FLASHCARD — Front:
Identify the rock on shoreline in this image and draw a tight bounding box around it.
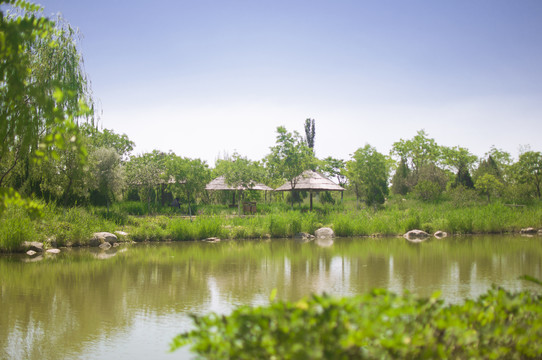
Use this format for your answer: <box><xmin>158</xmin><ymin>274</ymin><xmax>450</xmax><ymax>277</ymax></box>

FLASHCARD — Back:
<box><xmin>403</xmin><ymin>229</ymin><xmax>430</xmax><ymax>241</ymax></box>
<box><xmin>315</xmin><ymin>227</ymin><xmax>335</xmax><ymax>238</ymax></box>
<box><xmin>520</xmin><ymin>227</ymin><xmax>538</xmax><ymax>235</ymax></box>
<box><xmin>90</xmin><ymin>232</ymin><xmax>118</xmax><ymax>247</ymax></box>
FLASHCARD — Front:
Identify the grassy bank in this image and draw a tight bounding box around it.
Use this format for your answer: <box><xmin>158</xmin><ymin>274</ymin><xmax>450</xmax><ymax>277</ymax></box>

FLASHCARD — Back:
<box><xmin>2</xmin><ymin>198</ymin><xmax>542</xmax><ymax>252</ymax></box>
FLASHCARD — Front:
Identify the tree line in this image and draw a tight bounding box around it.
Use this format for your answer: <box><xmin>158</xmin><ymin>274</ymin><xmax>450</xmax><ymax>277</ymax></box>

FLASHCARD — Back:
<box><xmin>2</xmin><ymin>1</ymin><xmax>541</xmax><ymax>216</ymax></box>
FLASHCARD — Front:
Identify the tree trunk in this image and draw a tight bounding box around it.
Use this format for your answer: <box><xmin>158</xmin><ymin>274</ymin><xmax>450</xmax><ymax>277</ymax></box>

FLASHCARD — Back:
<box><xmin>186</xmin><ymin>190</ymin><xmax>193</xmax><ymax>222</ymax></box>
<box><xmin>63</xmin><ymin>176</ymin><xmax>74</xmax><ymax>206</ymax></box>
<box><xmin>238</xmin><ymin>190</ymin><xmax>242</xmax><ymax>216</ymax></box>
<box><xmin>147</xmin><ymin>187</ymin><xmax>151</xmax><ymax>214</ymax></box>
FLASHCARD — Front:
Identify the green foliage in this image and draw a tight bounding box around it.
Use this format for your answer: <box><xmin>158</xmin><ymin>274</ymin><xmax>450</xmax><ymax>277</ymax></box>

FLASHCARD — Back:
<box><xmin>319</xmin><ymin>156</ymin><xmax>347</xmax><ymax>195</ymax></box>
<box><xmin>0</xmin><ymin>187</ymin><xmax>43</xmax><ymax>217</ymax></box>
<box><xmin>129</xmin><ymin>218</ymin><xmax>168</xmax><ymax>242</ymax></box>
<box><xmin>112</xmin><ymin>200</ymin><xmax>150</xmax><ymax>215</ymax></box>
<box><xmin>511</xmin><ymin>151</ymin><xmax>542</xmax><ymax>199</ymax></box>
<box><xmin>414</xmin><ymin>180</ymin><xmax>443</xmax><ymax>202</ymax></box>
<box><xmin>80</xmin><ymin>124</ymin><xmax>134</xmax><ymax>161</ymax></box>
<box><xmin>447</xmin><ymin>185</ymin><xmax>478</xmax><ymax>207</ymax></box>
<box><xmin>391</xmin><ymin>157</ymin><xmax>410</xmax><ymax>195</ymax></box>
<box><xmin>391</xmin><ymin>129</ymin><xmax>441</xmax><ymax>174</ymax></box>
<box><xmin>172</xmin><ymin>286</ymin><xmax>542</xmax><ymax>359</ymax></box>
<box><xmin>166</xmin><ymin>154</ymin><xmax>210</xmax><ymax>217</ymax></box>
<box><xmin>266</xmin><ymin>126</ymin><xmax>315</xmax><ymax>198</ymax></box>
<box><xmin>47</xmin><ymin>206</ymin><xmax>115</xmax><ymax>245</ymax></box>
<box><xmin>318</xmin><ymin>191</ymin><xmax>335</xmax><ymax>205</ymax></box>
<box><xmin>475</xmin><ymin>154</ymin><xmax>504</xmax><ymax>182</ymax></box>
<box><xmin>214</xmin><ymin>152</ymin><xmax>264</xmax><ymax>214</ymax></box>
<box><xmin>475</xmin><ymin>173</ymin><xmax>504</xmax><ymax>203</ymax></box>
<box><xmin>1</xmin><ymin>2</ymin><xmax>93</xmax><ymax>213</ymax></box>
<box><xmin>0</xmin><ymin>204</ymin><xmax>39</xmax><ymax>252</ymax></box>
<box><xmin>347</xmin><ymin>144</ymin><xmax>390</xmax><ymax>206</ymax></box>
<box><xmin>412</xmin><ymin>164</ymin><xmax>450</xmax><ymax>202</ymax></box>
<box><xmin>88</xmin><ymin>147</ymin><xmax>124</xmax><ymax>207</ymax></box>
<box><xmin>124</xmin><ymin>150</ymin><xmax>169</xmax><ymax>211</ymax></box>
<box><xmin>441</xmin><ymin>146</ymin><xmax>477</xmax><ymax>189</ymax></box>
<box><xmin>304</xmin><ymin>118</ymin><xmax>315</xmax><ymax>150</ymax></box>
<box><xmin>168</xmin><ymin>217</ymin><xmax>225</xmax><ymax>241</ymax></box>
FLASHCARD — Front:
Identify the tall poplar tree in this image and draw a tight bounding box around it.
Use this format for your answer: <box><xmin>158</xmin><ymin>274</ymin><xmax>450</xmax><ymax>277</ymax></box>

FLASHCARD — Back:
<box><xmin>304</xmin><ymin>118</ymin><xmax>315</xmax><ymax>151</ymax></box>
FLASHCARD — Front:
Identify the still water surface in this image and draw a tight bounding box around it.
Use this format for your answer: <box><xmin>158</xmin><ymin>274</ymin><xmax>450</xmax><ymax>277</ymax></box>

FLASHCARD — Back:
<box><xmin>1</xmin><ymin>235</ymin><xmax>542</xmax><ymax>359</ymax></box>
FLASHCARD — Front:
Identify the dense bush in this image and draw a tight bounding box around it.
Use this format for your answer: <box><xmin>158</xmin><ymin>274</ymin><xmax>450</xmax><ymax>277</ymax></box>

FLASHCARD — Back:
<box><xmin>172</xmin><ymin>285</ymin><xmax>542</xmax><ymax>359</ymax></box>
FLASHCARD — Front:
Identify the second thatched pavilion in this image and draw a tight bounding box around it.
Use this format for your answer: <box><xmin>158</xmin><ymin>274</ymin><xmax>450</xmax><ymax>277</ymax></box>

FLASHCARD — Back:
<box><xmin>275</xmin><ymin>170</ymin><xmax>345</xmax><ymax>211</ymax></box>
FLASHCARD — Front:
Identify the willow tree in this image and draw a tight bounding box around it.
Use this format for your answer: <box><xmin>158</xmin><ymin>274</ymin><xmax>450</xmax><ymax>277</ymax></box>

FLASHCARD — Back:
<box><xmin>0</xmin><ymin>1</ymin><xmax>93</xmax><ymax>214</ymax></box>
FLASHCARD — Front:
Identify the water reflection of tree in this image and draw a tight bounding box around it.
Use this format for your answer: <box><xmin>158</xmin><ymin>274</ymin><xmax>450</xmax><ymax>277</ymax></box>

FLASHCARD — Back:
<box><xmin>1</xmin><ymin>236</ymin><xmax>542</xmax><ymax>359</ymax></box>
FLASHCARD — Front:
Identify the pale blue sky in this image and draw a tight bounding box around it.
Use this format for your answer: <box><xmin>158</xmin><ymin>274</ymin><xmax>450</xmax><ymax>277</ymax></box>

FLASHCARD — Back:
<box><xmin>35</xmin><ymin>0</ymin><xmax>542</xmax><ymax>165</ymax></box>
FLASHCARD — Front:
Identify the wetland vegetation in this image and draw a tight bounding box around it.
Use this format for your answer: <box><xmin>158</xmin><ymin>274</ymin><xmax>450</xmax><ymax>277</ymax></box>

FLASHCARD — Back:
<box><xmin>2</xmin><ymin>2</ymin><xmax>542</xmax><ymax>359</ymax></box>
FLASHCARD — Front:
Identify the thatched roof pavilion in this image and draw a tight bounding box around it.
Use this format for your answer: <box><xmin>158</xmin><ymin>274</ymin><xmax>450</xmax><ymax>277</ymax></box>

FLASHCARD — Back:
<box><xmin>206</xmin><ymin>176</ymin><xmax>273</xmax><ymax>206</ymax></box>
<box><xmin>205</xmin><ymin>176</ymin><xmax>273</xmax><ymax>191</ymax></box>
<box><xmin>205</xmin><ymin>176</ymin><xmax>242</xmax><ymax>191</ymax></box>
<box><xmin>275</xmin><ymin>170</ymin><xmax>344</xmax><ymax>211</ymax></box>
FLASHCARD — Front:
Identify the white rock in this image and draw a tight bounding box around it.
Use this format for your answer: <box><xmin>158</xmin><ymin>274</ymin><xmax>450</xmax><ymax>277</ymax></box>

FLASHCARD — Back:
<box><xmin>91</xmin><ymin>232</ymin><xmax>118</xmax><ymax>246</ymax></box>
<box><xmin>315</xmin><ymin>227</ymin><xmax>334</xmax><ymax>238</ymax></box>
<box><xmin>404</xmin><ymin>229</ymin><xmax>430</xmax><ymax>241</ymax></box>
<box><xmin>520</xmin><ymin>227</ymin><xmax>537</xmax><ymax>235</ymax></box>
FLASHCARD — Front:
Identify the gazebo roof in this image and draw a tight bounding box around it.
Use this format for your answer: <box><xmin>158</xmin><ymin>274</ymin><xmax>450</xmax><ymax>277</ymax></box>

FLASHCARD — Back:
<box><xmin>205</xmin><ymin>176</ymin><xmax>273</xmax><ymax>191</ymax></box>
<box><xmin>275</xmin><ymin>170</ymin><xmax>345</xmax><ymax>192</ymax></box>
<box><xmin>130</xmin><ymin>176</ymin><xmax>185</xmax><ymax>186</ymax></box>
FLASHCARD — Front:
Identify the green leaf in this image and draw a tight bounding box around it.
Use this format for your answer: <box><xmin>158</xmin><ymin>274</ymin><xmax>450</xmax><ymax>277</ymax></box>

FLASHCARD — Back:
<box><xmin>269</xmin><ymin>288</ymin><xmax>277</xmax><ymax>302</ymax></box>
<box><xmin>53</xmin><ymin>87</ymin><xmax>64</xmax><ymax>102</ymax></box>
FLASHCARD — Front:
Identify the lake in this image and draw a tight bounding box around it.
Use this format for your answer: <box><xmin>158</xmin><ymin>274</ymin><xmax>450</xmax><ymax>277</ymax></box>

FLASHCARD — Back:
<box><xmin>1</xmin><ymin>235</ymin><xmax>541</xmax><ymax>359</ymax></box>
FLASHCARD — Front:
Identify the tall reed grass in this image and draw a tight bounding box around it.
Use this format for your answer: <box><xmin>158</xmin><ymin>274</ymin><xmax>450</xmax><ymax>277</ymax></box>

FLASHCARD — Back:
<box><xmin>2</xmin><ymin>199</ymin><xmax>542</xmax><ymax>252</ymax></box>
<box><xmin>0</xmin><ymin>205</ymin><xmax>38</xmax><ymax>252</ymax></box>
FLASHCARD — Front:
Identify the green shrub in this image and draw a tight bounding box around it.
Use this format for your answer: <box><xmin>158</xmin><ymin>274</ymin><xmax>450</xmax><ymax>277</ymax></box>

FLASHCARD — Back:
<box><xmin>167</xmin><ymin>218</ymin><xmax>194</xmax><ymax>241</ymax></box>
<box><xmin>446</xmin><ymin>211</ymin><xmax>473</xmax><ymax>234</ymax></box>
<box><xmin>403</xmin><ymin>212</ymin><xmax>421</xmax><ymax>231</ymax></box>
<box><xmin>330</xmin><ymin>214</ymin><xmax>349</xmax><ymax>237</ymax></box>
<box><xmin>195</xmin><ymin>217</ymin><xmax>224</xmax><ymax>240</ymax></box>
<box><xmin>288</xmin><ymin>212</ymin><xmax>303</xmax><ymax>235</ymax></box>
<box><xmin>115</xmin><ymin>201</ymin><xmax>147</xmax><ymax>215</ymax></box>
<box><xmin>268</xmin><ymin>214</ymin><xmax>289</xmax><ymax>237</ymax></box>
<box><xmin>130</xmin><ymin>217</ymin><xmax>168</xmax><ymax>241</ymax></box>
<box><xmin>172</xmin><ymin>286</ymin><xmax>542</xmax><ymax>359</ymax></box>
<box><xmin>50</xmin><ymin>207</ymin><xmax>105</xmax><ymax>245</ymax></box>
<box><xmin>0</xmin><ymin>206</ymin><xmax>38</xmax><ymax>252</ymax></box>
